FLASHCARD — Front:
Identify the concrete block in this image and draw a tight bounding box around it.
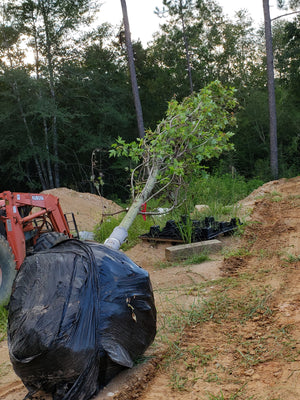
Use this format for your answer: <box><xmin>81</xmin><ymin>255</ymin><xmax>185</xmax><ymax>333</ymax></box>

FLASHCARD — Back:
<box><xmin>165</xmin><ymin>239</ymin><xmax>222</xmax><ymax>262</ymax></box>
<box><xmin>194</xmin><ymin>204</ymin><xmax>210</xmax><ymax>213</ymax></box>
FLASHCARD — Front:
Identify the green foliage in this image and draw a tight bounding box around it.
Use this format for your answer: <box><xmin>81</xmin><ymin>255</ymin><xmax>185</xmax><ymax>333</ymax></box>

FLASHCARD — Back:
<box><xmin>157</xmin><ymin>253</ymin><xmax>211</xmax><ymax>269</ymax></box>
<box><xmin>231</xmin><ymin>16</ymin><xmax>300</xmax><ymax>181</ymax></box>
<box><xmin>281</xmin><ymin>253</ymin><xmax>300</xmax><ymax>263</ymax></box>
<box><xmin>0</xmin><ymin>0</ymin><xmax>299</xmax><ymax>196</ymax></box>
<box><xmin>152</xmin><ymin>0</ymin><xmax>258</xmax><ymax>97</ymax></box>
<box><xmin>188</xmin><ymin>173</ymin><xmax>263</xmax><ymax>206</ymax></box>
<box><xmin>160</xmin><ymin>172</ymin><xmax>262</xmax><ymax>244</ymax></box>
<box><xmin>0</xmin><ymin>16</ymin><xmax>136</xmax><ymax>196</ymax></box>
<box><xmin>223</xmin><ymin>247</ymin><xmax>252</xmax><ymax>259</ymax></box>
<box><xmin>182</xmin><ymin>253</ymin><xmax>211</xmax><ymax>264</ymax></box>
<box><xmin>94</xmin><ymin>214</ymin><xmax>123</xmax><ymax>244</ymax></box>
<box><xmin>110</xmin><ymin>81</ymin><xmax>238</xmax><ymax>202</ymax></box>
<box><xmin>174</xmin><ymin>173</ymin><xmax>264</xmax><ymax>224</ymax></box>
<box><xmin>0</xmin><ymin>306</ymin><xmax>8</xmax><ymax>341</ymax></box>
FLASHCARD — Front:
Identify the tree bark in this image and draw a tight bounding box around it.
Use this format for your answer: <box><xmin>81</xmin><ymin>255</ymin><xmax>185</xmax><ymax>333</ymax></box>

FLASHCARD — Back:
<box><xmin>120</xmin><ymin>0</ymin><xmax>145</xmax><ymax>139</ymax></box>
<box><xmin>12</xmin><ymin>81</ymin><xmax>47</xmax><ymax>190</ymax></box>
<box><xmin>179</xmin><ymin>0</ymin><xmax>193</xmax><ymax>94</ymax></box>
<box><xmin>40</xmin><ymin>2</ymin><xmax>60</xmax><ymax>187</ymax></box>
<box><xmin>104</xmin><ymin>163</ymin><xmax>160</xmax><ymax>249</ymax></box>
<box><xmin>32</xmin><ymin>13</ymin><xmax>55</xmax><ymax>188</ymax></box>
<box><xmin>263</xmin><ymin>0</ymin><xmax>278</xmax><ymax>179</ymax></box>
<box><xmin>119</xmin><ymin>164</ymin><xmax>160</xmax><ymax>231</ymax></box>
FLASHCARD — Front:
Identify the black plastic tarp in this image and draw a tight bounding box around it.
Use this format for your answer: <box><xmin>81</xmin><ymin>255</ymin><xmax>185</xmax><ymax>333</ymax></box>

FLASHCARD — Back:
<box><xmin>8</xmin><ymin>240</ymin><xmax>156</xmax><ymax>400</ymax></box>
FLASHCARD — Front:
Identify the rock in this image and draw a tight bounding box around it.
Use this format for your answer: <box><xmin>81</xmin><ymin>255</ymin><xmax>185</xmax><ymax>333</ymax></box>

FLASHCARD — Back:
<box><xmin>194</xmin><ymin>204</ymin><xmax>210</xmax><ymax>213</ymax></box>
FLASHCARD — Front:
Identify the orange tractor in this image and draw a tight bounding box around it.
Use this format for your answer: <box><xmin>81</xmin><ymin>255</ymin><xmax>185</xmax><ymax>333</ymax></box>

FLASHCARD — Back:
<box><xmin>0</xmin><ymin>191</ymin><xmax>78</xmax><ymax>305</ymax></box>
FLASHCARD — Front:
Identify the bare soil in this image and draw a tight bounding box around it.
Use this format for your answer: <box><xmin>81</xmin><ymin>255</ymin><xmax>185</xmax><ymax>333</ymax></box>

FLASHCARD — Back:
<box><xmin>1</xmin><ymin>177</ymin><xmax>300</xmax><ymax>400</ymax></box>
<box><xmin>42</xmin><ymin>187</ymin><xmax>124</xmax><ymax>232</ymax></box>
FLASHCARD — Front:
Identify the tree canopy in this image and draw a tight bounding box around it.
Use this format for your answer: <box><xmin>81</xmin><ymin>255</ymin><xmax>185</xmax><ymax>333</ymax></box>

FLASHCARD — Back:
<box><xmin>0</xmin><ymin>0</ymin><xmax>299</xmax><ymax>198</ymax></box>
<box><xmin>104</xmin><ymin>80</ymin><xmax>238</xmax><ymax>249</ymax></box>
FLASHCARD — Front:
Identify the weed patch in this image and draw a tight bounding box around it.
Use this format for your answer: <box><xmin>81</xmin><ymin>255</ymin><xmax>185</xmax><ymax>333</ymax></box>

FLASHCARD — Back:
<box><xmin>170</xmin><ymin>370</ymin><xmax>189</xmax><ymax>391</ymax></box>
<box><xmin>182</xmin><ymin>253</ymin><xmax>211</xmax><ymax>265</ymax></box>
<box><xmin>281</xmin><ymin>253</ymin><xmax>300</xmax><ymax>263</ymax></box>
<box><xmin>223</xmin><ymin>247</ymin><xmax>252</xmax><ymax>259</ymax></box>
<box><xmin>0</xmin><ymin>361</ymin><xmax>10</xmax><ymax>377</ymax></box>
<box><xmin>205</xmin><ymin>384</ymin><xmax>251</xmax><ymax>399</ymax></box>
<box><xmin>155</xmin><ymin>278</ymin><xmax>287</xmax><ymax>392</ymax></box>
<box><xmin>0</xmin><ymin>306</ymin><xmax>8</xmax><ymax>341</ymax></box>
<box><xmin>239</xmin><ymin>287</ymin><xmax>274</xmax><ymax>320</ymax></box>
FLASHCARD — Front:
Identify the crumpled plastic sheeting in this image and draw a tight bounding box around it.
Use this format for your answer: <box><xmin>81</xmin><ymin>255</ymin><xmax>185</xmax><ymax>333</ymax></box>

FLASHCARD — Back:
<box><xmin>8</xmin><ymin>240</ymin><xmax>156</xmax><ymax>400</ymax></box>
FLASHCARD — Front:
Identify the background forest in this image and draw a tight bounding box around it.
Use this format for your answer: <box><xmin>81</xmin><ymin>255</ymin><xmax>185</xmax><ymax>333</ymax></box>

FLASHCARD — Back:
<box><xmin>0</xmin><ymin>0</ymin><xmax>299</xmax><ymax>202</ymax></box>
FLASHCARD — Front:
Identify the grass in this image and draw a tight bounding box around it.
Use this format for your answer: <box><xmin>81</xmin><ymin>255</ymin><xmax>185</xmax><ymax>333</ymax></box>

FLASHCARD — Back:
<box><xmin>233</xmin><ymin>323</ymin><xmax>299</xmax><ymax>368</ymax></box>
<box><xmin>170</xmin><ymin>370</ymin><xmax>189</xmax><ymax>391</ymax></box>
<box><xmin>281</xmin><ymin>253</ymin><xmax>300</xmax><ymax>263</ymax></box>
<box><xmin>256</xmin><ymin>191</ymin><xmax>283</xmax><ymax>203</ymax></box>
<box><xmin>156</xmin><ymin>278</ymin><xmax>273</xmax><ymax>343</ymax></box>
<box><xmin>222</xmin><ymin>246</ymin><xmax>252</xmax><ymax>259</ymax></box>
<box><xmin>205</xmin><ymin>385</ymin><xmax>252</xmax><ymax>400</ymax></box>
<box><xmin>156</xmin><ymin>252</ymin><xmax>211</xmax><ymax>270</ymax></box>
<box><xmin>0</xmin><ymin>306</ymin><xmax>8</xmax><ymax>342</ymax></box>
<box><xmin>241</xmin><ymin>288</ymin><xmax>274</xmax><ymax>319</ymax></box>
<box><xmin>182</xmin><ymin>253</ymin><xmax>211</xmax><ymax>264</ymax></box>
<box><xmin>188</xmin><ymin>174</ymin><xmax>264</xmax><ymax>209</ymax></box>
<box><xmin>0</xmin><ymin>361</ymin><xmax>11</xmax><ymax>377</ymax></box>
<box><xmin>153</xmin><ymin>269</ymin><xmax>298</xmax><ymax>396</ymax></box>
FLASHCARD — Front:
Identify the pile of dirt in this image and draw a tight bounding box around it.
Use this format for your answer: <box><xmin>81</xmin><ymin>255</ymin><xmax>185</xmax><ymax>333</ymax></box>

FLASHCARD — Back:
<box><xmin>42</xmin><ymin>187</ymin><xmax>124</xmax><ymax>232</ymax></box>
<box><xmin>238</xmin><ymin>176</ymin><xmax>300</xmax><ymax>216</ymax></box>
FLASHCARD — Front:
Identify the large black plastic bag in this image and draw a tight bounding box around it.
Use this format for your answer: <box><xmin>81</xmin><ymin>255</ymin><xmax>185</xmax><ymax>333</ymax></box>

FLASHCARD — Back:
<box><xmin>8</xmin><ymin>240</ymin><xmax>156</xmax><ymax>400</ymax></box>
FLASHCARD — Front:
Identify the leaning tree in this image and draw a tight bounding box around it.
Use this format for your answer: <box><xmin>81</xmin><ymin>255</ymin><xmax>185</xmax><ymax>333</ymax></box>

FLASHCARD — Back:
<box><xmin>104</xmin><ymin>80</ymin><xmax>238</xmax><ymax>250</ymax></box>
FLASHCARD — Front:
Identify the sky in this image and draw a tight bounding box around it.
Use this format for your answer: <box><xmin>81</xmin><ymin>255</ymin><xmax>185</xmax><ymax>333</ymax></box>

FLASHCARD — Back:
<box><xmin>97</xmin><ymin>0</ymin><xmax>289</xmax><ymax>45</ymax></box>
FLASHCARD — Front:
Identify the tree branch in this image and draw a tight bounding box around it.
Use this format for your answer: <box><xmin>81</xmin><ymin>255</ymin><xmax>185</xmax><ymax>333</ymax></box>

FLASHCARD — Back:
<box><xmin>271</xmin><ymin>10</ymin><xmax>300</xmax><ymax>21</ymax></box>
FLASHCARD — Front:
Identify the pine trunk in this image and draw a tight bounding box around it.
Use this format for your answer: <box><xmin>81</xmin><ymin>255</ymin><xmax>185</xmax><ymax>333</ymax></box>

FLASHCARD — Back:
<box><xmin>120</xmin><ymin>0</ymin><xmax>145</xmax><ymax>139</ymax></box>
<box><xmin>263</xmin><ymin>0</ymin><xmax>278</xmax><ymax>179</ymax></box>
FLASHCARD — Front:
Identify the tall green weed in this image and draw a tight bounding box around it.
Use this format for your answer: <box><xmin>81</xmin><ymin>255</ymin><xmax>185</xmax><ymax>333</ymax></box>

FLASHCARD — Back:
<box><xmin>0</xmin><ymin>306</ymin><xmax>8</xmax><ymax>341</ymax></box>
<box><xmin>187</xmin><ymin>173</ymin><xmax>263</xmax><ymax>206</ymax></box>
<box><xmin>174</xmin><ymin>173</ymin><xmax>263</xmax><ymax>220</ymax></box>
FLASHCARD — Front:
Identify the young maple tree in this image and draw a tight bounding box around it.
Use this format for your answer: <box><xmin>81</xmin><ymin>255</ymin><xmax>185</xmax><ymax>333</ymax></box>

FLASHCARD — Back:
<box><xmin>104</xmin><ymin>81</ymin><xmax>238</xmax><ymax>250</ymax></box>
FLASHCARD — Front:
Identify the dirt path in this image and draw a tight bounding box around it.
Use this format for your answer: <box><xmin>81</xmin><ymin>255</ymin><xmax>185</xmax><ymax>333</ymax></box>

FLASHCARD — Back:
<box><xmin>1</xmin><ymin>177</ymin><xmax>300</xmax><ymax>400</ymax></box>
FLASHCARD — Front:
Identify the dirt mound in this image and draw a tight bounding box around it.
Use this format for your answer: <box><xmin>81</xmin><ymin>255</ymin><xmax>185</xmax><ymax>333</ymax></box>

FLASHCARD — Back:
<box><xmin>42</xmin><ymin>187</ymin><xmax>124</xmax><ymax>232</ymax></box>
<box><xmin>239</xmin><ymin>175</ymin><xmax>300</xmax><ymax>209</ymax></box>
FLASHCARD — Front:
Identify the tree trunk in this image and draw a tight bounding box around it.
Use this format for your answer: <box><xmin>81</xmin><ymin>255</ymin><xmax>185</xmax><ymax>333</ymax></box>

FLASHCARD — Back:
<box><xmin>40</xmin><ymin>3</ymin><xmax>60</xmax><ymax>187</ymax></box>
<box><xmin>12</xmin><ymin>81</ymin><xmax>47</xmax><ymax>190</ymax></box>
<box><xmin>32</xmin><ymin>18</ymin><xmax>55</xmax><ymax>189</ymax></box>
<box><xmin>179</xmin><ymin>0</ymin><xmax>193</xmax><ymax>94</ymax></box>
<box><xmin>42</xmin><ymin>119</ymin><xmax>55</xmax><ymax>188</ymax></box>
<box><xmin>104</xmin><ymin>164</ymin><xmax>160</xmax><ymax>249</ymax></box>
<box><xmin>120</xmin><ymin>0</ymin><xmax>145</xmax><ymax>139</ymax></box>
<box><xmin>263</xmin><ymin>0</ymin><xmax>278</xmax><ymax>179</ymax></box>
<box><xmin>119</xmin><ymin>164</ymin><xmax>159</xmax><ymax>231</ymax></box>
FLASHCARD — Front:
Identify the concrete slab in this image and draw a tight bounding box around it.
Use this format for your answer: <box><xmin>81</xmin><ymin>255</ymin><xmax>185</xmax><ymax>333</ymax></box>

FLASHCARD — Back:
<box><xmin>165</xmin><ymin>239</ymin><xmax>222</xmax><ymax>261</ymax></box>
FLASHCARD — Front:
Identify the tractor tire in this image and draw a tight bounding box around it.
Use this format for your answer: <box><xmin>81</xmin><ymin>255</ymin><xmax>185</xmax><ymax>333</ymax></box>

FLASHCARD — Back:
<box><xmin>34</xmin><ymin>232</ymin><xmax>68</xmax><ymax>252</ymax></box>
<box><xmin>0</xmin><ymin>235</ymin><xmax>16</xmax><ymax>306</ymax></box>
